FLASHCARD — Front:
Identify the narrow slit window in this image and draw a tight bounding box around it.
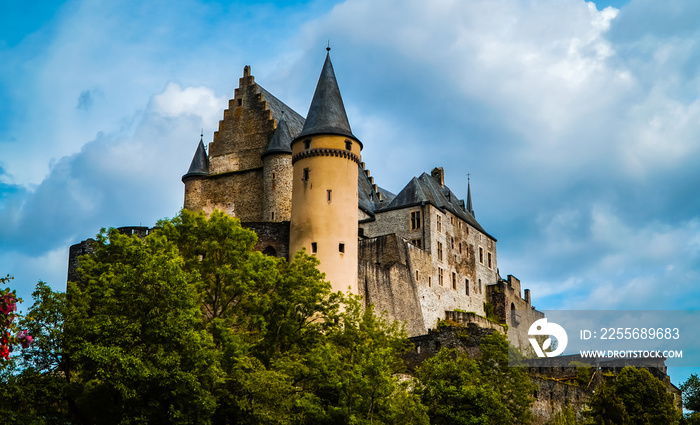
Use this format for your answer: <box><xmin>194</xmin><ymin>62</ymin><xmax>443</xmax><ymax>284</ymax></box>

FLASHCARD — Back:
<box><xmin>415</xmin><ymin>270</ymin><xmax>419</xmax><ymax>281</ymax></box>
<box><xmin>271</xmin><ymin>211</ymin><xmax>275</xmax><ymax>220</ymax></box>
<box><xmin>438</xmin><ymin>268</ymin><xmax>444</xmax><ymax>286</ymax></box>
<box><xmin>437</xmin><ymin>242</ymin><xmax>443</xmax><ymax>261</ymax></box>
<box><xmin>339</xmin><ymin>243</ymin><xmax>345</xmax><ymax>253</ymax></box>
<box><xmin>428</xmin><ymin>276</ymin><xmax>432</xmax><ymax>287</ymax></box>
<box><xmin>327</xmin><ymin>189</ymin><xmax>332</xmax><ymax>202</ymax></box>
<box><xmin>303</xmin><ymin>168</ymin><xmax>310</xmax><ymax>181</ymax></box>
<box><xmin>452</xmin><ymin>272</ymin><xmax>457</xmax><ymax>290</ymax></box>
<box><xmin>479</xmin><ymin>247</ymin><xmax>484</xmax><ymax>264</ymax></box>
<box><xmin>488</xmin><ymin>252</ymin><xmax>492</xmax><ymax>268</ymax></box>
<box><xmin>465</xmin><ymin>279</ymin><xmax>470</xmax><ymax>295</ymax></box>
<box><xmin>437</xmin><ymin>215</ymin><xmax>442</xmax><ymax>232</ymax></box>
<box><xmin>311</xmin><ymin>242</ymin><xmax>317</xmax><ymax>254</ymax></box>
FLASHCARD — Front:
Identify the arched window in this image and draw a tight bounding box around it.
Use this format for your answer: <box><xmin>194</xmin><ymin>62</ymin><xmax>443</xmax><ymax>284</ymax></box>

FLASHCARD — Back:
<box><xmin>262</xmin><ymin>246</ymin><xmax>277</xmax><ymax>257</ymax></box>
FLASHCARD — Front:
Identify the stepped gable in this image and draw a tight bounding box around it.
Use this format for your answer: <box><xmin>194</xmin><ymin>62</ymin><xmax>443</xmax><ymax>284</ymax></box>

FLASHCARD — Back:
<box><xmin>382</xmin><ymin>172</ymin><xmax>494</xmax><ymax>239</ymax></box>
<box><xmin>208</xmin><ymin>65</ymin><xmax>305</xmax><ymax>167</ymax></box>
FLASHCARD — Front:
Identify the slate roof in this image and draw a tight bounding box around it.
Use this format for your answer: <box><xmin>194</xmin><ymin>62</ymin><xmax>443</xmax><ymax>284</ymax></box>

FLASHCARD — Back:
<box><xmin>296</xmin><ymin>52</ymin><xmax>358</xmax><ymax>143</ymax></box>
<box><xmin>381</xmin><ymin>172</ymin><xmax>494</xmax><ymax>240</ymax></box>
<box><xmin>257</xmin><ymin>85</ymin><xmax>305</xmax><ymax>138</ymax></box>
<box><xmin>358</xmin><ymin>168</ymin><xmax>395</xmax><ymax>218</ymax></box>
<box><xmin>182</xmin><ymin>137</ymin><xmax>209</xmax><ymax>181</ymax></box>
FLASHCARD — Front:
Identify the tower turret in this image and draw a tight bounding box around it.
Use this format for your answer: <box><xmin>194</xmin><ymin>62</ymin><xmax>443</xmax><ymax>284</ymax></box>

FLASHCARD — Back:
<box><xmin>262</xmin><ymin>113</ymin><xmax>293</xmax><ymax>222</ymax></box>
<box><xmin>182</xmin><ymin>135</ymin><xmax>210</xmax><ymax>212</ymax></box>
<box><xmin>289</xmin><ymin>49</ymin><xmax>361</xmax><ymax>294</ymax></box>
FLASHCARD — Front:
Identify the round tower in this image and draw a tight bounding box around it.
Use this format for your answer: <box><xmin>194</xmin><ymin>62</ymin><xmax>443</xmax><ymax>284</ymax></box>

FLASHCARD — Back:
<box><xmin>289</xmin><ymin>50</ymin><xmax>361</xmax><ymax>294</ymax></box>
<box><xmin>262</xmin><ymin>113</ymin><xmax>293</xmax><ymax>222</ymax></box>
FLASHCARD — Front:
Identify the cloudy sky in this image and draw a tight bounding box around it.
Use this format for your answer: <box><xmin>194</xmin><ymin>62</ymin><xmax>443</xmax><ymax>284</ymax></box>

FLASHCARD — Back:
<box><xmin>2</xmin><ymin>0</ymin><xmax>700</xmax><ymax>381</ymax></box>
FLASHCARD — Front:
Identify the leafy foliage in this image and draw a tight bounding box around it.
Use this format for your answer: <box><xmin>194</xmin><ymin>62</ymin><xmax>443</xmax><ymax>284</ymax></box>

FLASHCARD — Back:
<box><xmin>0</xmin><ymin>209</ymin><xmax>544</xmax><ymax>424</ymax></box>
<box><xmin>416</xmin><ymin>332</ymin><xmax>535</xmax><ymax>425</ymax></box>
<box><xmin>682</xmin><ymin>374</ymin><xmax>700</xmax><ymax>413</ymax></box>
<box><xmin>587</xmin><ymin>366</ymin><xmax>680</xmax><ymax>425</ymax></box>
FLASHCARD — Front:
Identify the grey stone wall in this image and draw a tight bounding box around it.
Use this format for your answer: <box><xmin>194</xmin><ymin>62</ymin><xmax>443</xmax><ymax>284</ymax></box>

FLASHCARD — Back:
<box><xmin>358</xmin><ymin>234</ymin><xmax>426</xmax><ymax>337</ymax></box>
<box><xmin>244</xmin><ymin>221</ymin><xmax>290</xmax><ymax>260</ymax></box>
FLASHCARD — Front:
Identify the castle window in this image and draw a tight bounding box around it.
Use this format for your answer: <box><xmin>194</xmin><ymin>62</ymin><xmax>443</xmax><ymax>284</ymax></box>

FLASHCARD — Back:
<box><xmin>478</xmin><ymin>279</ymin><xmax>482</xmax><ymax>293</ymax></box>
<box><xmin>304</xmin><ymin>139</ymin><xmax>311</xmax><ymax>149</ymax></box>
<box><xmin>415</xmin><ymin>270</ymin><xmax>419</xmax><ymax>281</ymax></box>
<box><xmin>303</xmin><ymin>168</ymin><xmax>310</xmax><ymax>181</ymax></box>
<box><xmin>345</xmin><ymin>140</ymin><xmax>352</xmax><ymax>151</ymax></box>
<box><xmin>438</xmin><ymin>268</ymin><xmax>444</xmax><ymax>286</ymax></box>
<box><xmin>272</xmin><ymin>172</ymin><xmax>276</xmax><ymax>180</ymax></box>
<box><xmin>437</xmin><ymin>242</ymin><xmax>443</xmax><ymax>261</ymax></box>
<box><xmin>465</xmin><ymin>278</ymin><xmax>469</xmax><ymax>295</ymax></box>
<box><xmin>428</xmin><ymin>276</ymin><xmax>432</xmax><ymax>287</ymax></box>
<box><xmin>452</xmin><ymin>272</ymin><xmax>457</xmax><ymax>290</ymax></box>
<box><xmin>437</xmin><ymin>215</ymin><xmax>442</xmax><ymax>232</ymax></box>
<box><xmin>339</xmin><ymin>243</ymin><xmax>345</xmax><ymax>253</ymax></box>
<box><xmin>488</xmin><ymin>252</ymin><xmax>492</xmax><ymax>268</ymax></box>
<box><xmin>450</xmin><ymin>216</ymin><xmax>454</xmax><ymax>225</ymax></box>
<box><xmin>459</xmin><ymin>242</ymin><xmax>462</xmax><ymax>254</ymax></box>
<box><xmin>271</xmin><ymin>211</ymin><xmax>275</xmax><ymax>220</ymax></box>
<box><xmin>479</xmin><ymin>247</ymin><xmax>484</xmax><ymax>264</ymax></box>
<box><xmin>410</xmin><ymin>211</ymin><xmax>421</xmax><ymax>229</ymax></box>
<box><xmin>237</xmin><ymin>98</ymin><xmax>242</xmax><ymax>106</ymax></box>
<box><xmin>451</xmin><ymin>237</ymin><xmax>454</xmax><ymax>249</ymax></box>
<box><xmin>411</xmin><ymin>239</ymin><xmax>422</xmax><ymax>248</ymax></box>
<box><xmin>311</xmin><ymin>242</ymin><xmax>317</xmax><ymax>254</ymax></box>
<box><xmin>327</xmin><ymin>189</ymin><xmax>332</xmax><ymax>202</ymax></box>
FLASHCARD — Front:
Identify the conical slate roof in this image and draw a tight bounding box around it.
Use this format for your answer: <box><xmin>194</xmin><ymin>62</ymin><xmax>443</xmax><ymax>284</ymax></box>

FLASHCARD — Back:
<box><xmin>296</xmin><ymin>51</ymin><xmax>357</xmax><ymax>142</ymax></box>
<box><xmin>262</xmin><ymin>113</ymin><xmax>293</xmax><ymax>158</ymax></box>
<box><xmin>182</xmin><ymin>136</ymin><xmax>209</xmax><ymax>181</ymax></box>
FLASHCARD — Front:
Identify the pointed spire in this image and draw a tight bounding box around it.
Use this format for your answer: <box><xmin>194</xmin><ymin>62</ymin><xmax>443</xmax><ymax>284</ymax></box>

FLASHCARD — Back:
<box><xmin>182</xmin><ymin>135</ymin><xmax>209</xmax><ymax>182</ymax></box>
<box><xmin>296</xmin><ymin>50</ymin><xmax>357</xmax><ymax>141</ymax></box>
<box><xmin>466</xmin><ymin>173</ymin><xmax>474</xmax><ymax>217</ymax></box>
<box><xmin>262</xmin><ymin>112</ymin><xmax>293</xmax><ymax>158</ymax></box>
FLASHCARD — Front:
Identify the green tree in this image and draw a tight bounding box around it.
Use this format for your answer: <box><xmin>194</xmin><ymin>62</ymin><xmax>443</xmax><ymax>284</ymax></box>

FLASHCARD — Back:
<box><xmin>547</xmin><ymin>405</ymin><xmax>578</xmax><ymax>425</ymax></box>
<box><xmin>682</xmin><ymin>374</ymin><xmax>700</xmax><ymax>413</ymax></box>
<box><xmin>417</xmin><ymin>348</ymin><xmax>512</xmax><ymax>425</ymax></box>
<box><xmin>587</xmin><ymin>367</ymin><xmax>680</xmax><ymax>425</ymax></box>
<box><xmin>65</xmin><ymin>228</ymin><xmax>221</xmax><ymax>424</ymax></box>
<box><xmin>0</xmin><ymin>281</ymin><xmax>73</xmax><ymax>423</ymax></box>
<box><xmin>416</xmin><ymin>331</ymin><xmax>535</xmax><ymax>425</ymax></box>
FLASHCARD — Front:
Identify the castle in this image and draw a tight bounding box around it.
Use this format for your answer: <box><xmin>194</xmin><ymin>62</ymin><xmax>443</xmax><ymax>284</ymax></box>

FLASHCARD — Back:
<box><xmin>65</xmin><ymin>50</ymin><xmax>681</xmax><ymax>423</ymax></box>
<box><xmin>180</xmin><ymin>49</ymin><xmax>540</xmax><ymax>344</ymax></box>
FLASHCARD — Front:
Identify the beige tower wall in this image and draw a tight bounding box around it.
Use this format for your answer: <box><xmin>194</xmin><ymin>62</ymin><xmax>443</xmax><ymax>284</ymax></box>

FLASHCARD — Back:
<box><xmin>289</xmin><ymin>135</ymin><xmax>361</xmax><ymax>294</ymax></box>
<box><xmin>263</xmin><ymin>154</ymin><xmax>293</xmax><ymax>222</ymax></box>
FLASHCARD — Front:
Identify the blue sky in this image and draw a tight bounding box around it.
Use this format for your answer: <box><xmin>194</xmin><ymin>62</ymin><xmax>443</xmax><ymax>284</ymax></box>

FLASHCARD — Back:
<box><xmin>3</xmin><ymin>0</ymin><xmax>700</xmax><ymax>384</ymax></box>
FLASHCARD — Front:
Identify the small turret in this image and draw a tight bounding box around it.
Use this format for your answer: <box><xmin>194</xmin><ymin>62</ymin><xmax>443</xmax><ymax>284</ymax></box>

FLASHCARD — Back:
<box><xmin>262</xmin><ymin>113</ymin><xmax>293</xmax><ymax>222</ymax></box>
<box><xmin>182</xmin><ymin>135</ymin><xmax>209</xmax><ymax>182</ymax></box>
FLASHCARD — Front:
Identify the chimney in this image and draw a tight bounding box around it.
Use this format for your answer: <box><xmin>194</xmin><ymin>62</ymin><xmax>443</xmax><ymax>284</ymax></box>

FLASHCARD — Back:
<box><xmin>431</xmin><ymin>167</ymin><xmax>445</xmax><ymax>186</ymax></box>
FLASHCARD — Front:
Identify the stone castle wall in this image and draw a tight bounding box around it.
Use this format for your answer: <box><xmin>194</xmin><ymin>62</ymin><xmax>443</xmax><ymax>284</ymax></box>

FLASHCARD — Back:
<box><xmin>184</xmin><ymin>168</ymin><xmax>265</xmax><ymax>221</ymax></box>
